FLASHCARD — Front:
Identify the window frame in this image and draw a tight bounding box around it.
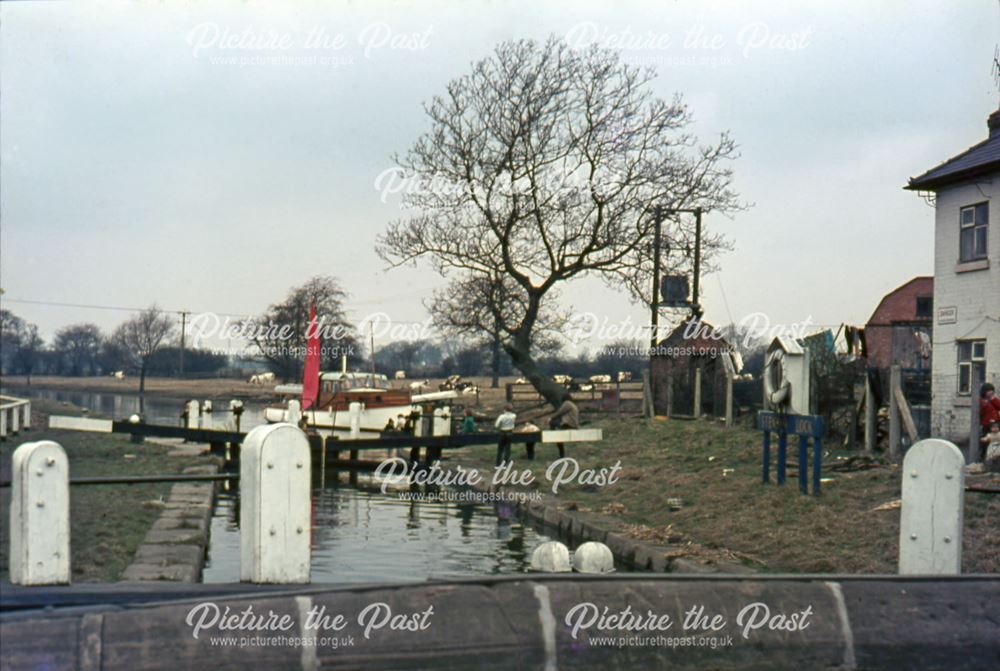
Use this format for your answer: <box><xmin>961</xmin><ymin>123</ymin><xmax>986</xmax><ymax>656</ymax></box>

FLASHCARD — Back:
<box><xmin>957</xmin><ymin>338</ymin><xmax>986</xmax><ymax>396</ymax></box>
<box><xmin>958</xmin><ymin>202</ymin><xmax>989</xmax><ymax>262</ymax></box>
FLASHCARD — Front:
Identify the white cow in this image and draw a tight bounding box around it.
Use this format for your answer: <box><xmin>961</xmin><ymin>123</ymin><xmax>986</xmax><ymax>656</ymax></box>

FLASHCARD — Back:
<box><xmin>409</xmin><ymin>379</ymin><xmax>430</xmax><ymax>393</ymax></box>
<box><xmin>616</xmin><ymin>371</ymin><xmax>633</xmax><ymax>382</ymax></box>
<box><xmin>461</xmin><ymin>385</ymin><xmax>480</xmax><ymax>395</ymax></box>
<box><xmin>111</xmin><ymin>371</ymin><xmax>125</xmax><ymax>380</ymax></box>
<box><xmin>514</xmin><ymin>377</ymin><xmax>528</xmax><ymax>384</ymax></box>
<box><xmin>553</xmin><ymin>374</ymin><xmax>572</xmax><ymax>385</ymax></box>
<box><xmin>394</xmin><ymin>370</ymin><xmax>407</xmax><ymax>380</ymax></box>
<box><xmin>589</xmin><ymin>374</ymin><xmax>612</xmax><ymax>384</ymax></box>
<box><xmin>260</xmin><ymin>372</ymin><xmax>275</xmax><ymax>383</ymax></box>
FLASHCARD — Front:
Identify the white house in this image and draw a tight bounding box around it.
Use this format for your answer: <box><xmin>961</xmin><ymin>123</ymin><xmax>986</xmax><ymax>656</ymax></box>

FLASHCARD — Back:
<box><xmin>906</xmin><ymin>107</ymin><xmax>1000</xmax><ymax>442</ymax></box>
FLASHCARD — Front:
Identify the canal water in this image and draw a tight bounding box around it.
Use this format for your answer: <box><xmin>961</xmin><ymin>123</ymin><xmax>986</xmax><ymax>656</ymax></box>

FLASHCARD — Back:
<box><xmin>12</xmin><ymin>386</ymin><xmax>561</xmax><ymax>582</ymax></box>
<box><xmin>203</xmin><ymin>478</ymin><xmax>553</xmax><ymax>583</ymax></box>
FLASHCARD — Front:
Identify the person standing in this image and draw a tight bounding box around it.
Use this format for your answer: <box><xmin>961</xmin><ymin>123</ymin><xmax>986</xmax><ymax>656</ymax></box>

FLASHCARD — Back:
<box><xmin>495</xmin><ymin>403</ymin><xmax>517</xmax><ymax>466</ymax></box>
<box><xmin>980</xmin><ymin>383</ymin><xmax>1000</xmax><ymax>461</ymax></box>
<box><xmin>548</xmin><ymin>396</ymin><xmax>580</xmax><ymax>459</ymax></box>
<box><xmin>461</xmin><ymin>408</ymin><xmax>477</xmax><ymax>434</ymax></box>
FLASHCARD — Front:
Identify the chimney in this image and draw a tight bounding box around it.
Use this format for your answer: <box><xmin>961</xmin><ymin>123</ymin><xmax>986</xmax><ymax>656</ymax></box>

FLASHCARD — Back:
<box><xmin>990</xmin><ymin>108</ymin><xmax>1000</xmax><ymax>138</ymax></box>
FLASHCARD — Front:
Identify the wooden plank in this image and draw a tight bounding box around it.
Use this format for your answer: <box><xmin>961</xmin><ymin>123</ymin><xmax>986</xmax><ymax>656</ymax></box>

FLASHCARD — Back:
<box><xmin>49</xmin><ymin>416</ymin><xmax>114</xmax><ymax>433</ymax></box>
<box><xmin>893</xmin><ymin>386</ymin><xmax>919</xmax><ymax>443</ymax></box>
<box><xmin>540</xmin><ymin>429</ymin><xmax>602</xmax><ymax>443</ymax></box>
<box><xmin>889</xmin><ymin>365</ymin><xmax>901</xmax><ymax>462</ymax></box>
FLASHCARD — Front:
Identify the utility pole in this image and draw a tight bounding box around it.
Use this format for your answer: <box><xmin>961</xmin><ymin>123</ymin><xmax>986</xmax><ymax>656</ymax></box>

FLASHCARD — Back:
<box><xmin>692</xmin><ymin>208</ymin><xmax>703</xmax><ymax>315</ymax></box>
<box><xmin>179</xmin><ymin>311</ymin><xmax>189</xmax><ymax>378</ymax></box>
<box><xmin>650</xmin><ymin>206</ymin><xmax>663</xmax><ymax>351</ymax></box>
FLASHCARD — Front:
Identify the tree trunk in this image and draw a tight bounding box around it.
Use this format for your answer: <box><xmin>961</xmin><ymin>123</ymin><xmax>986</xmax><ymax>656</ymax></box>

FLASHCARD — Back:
<box><xmin>504</xmin><ymin>338</ymin><xmax>565</xmax><ymax>409</ymax></box>
<box><xmin>490</xmin><ymin>328</ymin><xmax>501</xmax><ymax>389</ymax></box>
<box><xmin>139</xmin><ymin>364</ymin><xmax>147</xmax><ymax>414</ymax></box>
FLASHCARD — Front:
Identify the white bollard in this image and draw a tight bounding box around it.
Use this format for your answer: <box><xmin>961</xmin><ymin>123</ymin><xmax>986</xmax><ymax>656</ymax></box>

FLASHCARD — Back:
<box><xmin>240</xmin><ymin>423</ymin><xmax>311</xmax><ymax>583</ymax></box>
<box><xmin>10</xmin><ymin>441</ymin><xmax>70</xmax><ymax>584</ymax></box>
<box><xmin>22</xmin><ymin>401</ymin><xmax>31</xmax><ymax>430</ymax></box>
<box><xmin>10</xmin><ymin>407</ymin><xmax>20</xmax><ymax>435</ymax></box>
<box><xmin>186</xmin><ymin>400</ymin><xmax>200</xmax><ymax>429</ymax></box>
<box><xmin>433</xmin><ymin>407</ymin><xmax>451</xmax><ymax>437</ymax></box>
<box><xmin>287</xmin><ymin>399</ymin><xmax>302</xmax><ymax>426</ymax></box>
<box><xmin>1</xmin><ymin>409</ymin><xmax>7</xmax><ymax>439</ymax></box>
<box><xmin>899</xmin><ymin>438</ymin><xmax>965</xmax><ymax>575</ymax></box>
<box><xmin>348</xmin><ymin>401</ymin><xmax>362</xmax><ymax>439</ymax></box>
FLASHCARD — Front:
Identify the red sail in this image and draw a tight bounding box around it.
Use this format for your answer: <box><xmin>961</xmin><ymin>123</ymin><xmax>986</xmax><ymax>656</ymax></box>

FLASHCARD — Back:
<box><xmin>302</xmin><ymin>304</ymin><xmax>320</xmax><ymax>411</ymax></box>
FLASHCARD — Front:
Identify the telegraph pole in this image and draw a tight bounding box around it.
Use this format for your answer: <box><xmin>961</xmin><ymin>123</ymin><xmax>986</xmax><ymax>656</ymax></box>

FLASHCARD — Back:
<box><xmin>650</xmin><ymin>206</ymin><xmax>663</xmax><ymax>351</ymax></box>
<box><xmin>179</xmin><ymin>311</ymin><xmax>189</xmax><ymax>378</ymax></box>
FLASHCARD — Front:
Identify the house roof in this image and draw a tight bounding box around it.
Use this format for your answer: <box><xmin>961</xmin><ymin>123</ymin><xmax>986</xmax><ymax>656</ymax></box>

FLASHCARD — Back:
<box><xmin>866</xmin><ymin>276</ymin><xmax>933</xmax><ymax>326</ymax></box>
<box><xmin>905</xmin><ymin>109</ymin><xmax>1000</xmax><ymax>191</ymax></box>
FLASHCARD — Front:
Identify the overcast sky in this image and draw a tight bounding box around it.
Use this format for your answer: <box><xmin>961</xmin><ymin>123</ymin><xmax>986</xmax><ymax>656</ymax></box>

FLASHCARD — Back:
<box><xmin>2</xmin><ymin>0</ymin><xmax>999</xmax><ymax>353</ymax></box>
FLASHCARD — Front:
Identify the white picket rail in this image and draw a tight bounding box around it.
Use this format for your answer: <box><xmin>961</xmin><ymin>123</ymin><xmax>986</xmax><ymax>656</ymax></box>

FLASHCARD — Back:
<box><xmin>0</xmin><ymin>395</ymin><xmax>32</xmax><ymax>439</ymax></box>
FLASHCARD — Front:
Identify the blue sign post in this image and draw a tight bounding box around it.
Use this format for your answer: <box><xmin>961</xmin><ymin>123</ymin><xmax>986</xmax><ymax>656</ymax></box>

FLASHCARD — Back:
<box><xmin>757</xmin><ymin>411</ymin><xmax>824</xmax><ymax>495</ymax></box>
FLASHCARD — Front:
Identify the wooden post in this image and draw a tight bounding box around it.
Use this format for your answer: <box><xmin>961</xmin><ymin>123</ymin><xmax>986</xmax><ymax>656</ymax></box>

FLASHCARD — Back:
<box><xmin>10</xmin><ymin>406</ymin><xmax>20</xmax><ymax>435</ymax></box>
<box><xmin>761</xmin><ymin>431</ymin><xmax>771</xmax><ymax>483</ymax></box>
<box><xmin>797</xmin><ymin>434</ymin><xmax>809</xmax><ymax>495</ymax></box>
<box><xmin>725</xmin><ymin>375</ymin><xmax>734</xmax><ymax>429</ymax></box>
<box><xmin>641</xmin><ymin>369</ymin><xmax>653</xmax><ymax>418</ymax></box>
<box><xmin>185</xmin><ymin>400</ymin><xmax>199</xmax><ymax>430</ymax></box>
<box><xmin>899</xmin><ymin>439</ymin><xmax>965</xmax><ymax>575</ymax></box>
<box><xmin>616</xmin><ymin>379</ymin><xmax>622</xmax><ymax>417</ymax></box>
<box><xmin>22</xmin><ymin>401</ymin><xmax>31</xmax><ymax>430</ymax></box>
<box><xmin>889</xmin><ymin>365</ymin><xmax>901</xmax><ymax>462</ymax></box>
<box><xmin>240</xmin><ymin>424</ymin><xmax>311</xmax><ymax>584</ymax></box>
<box><xmin>1</xmin><ymin>408</ymin><xmax>7</xmax><ymax>439</ymax></box>
<box><xmin>286</xmin><ymin>399</ymin><xmax>302</xmax><ymax>427</ymax></box>
<box><xmin>665</xmin><ymin>372</ymin><xmax>674</xmax><ymax>419</ymax></box>
<box><xmin>969</xmin><ymin>367</ymin><xmax>984</xmax><ymax>464</ymax></box>
<box><xmin>10</xmin><ymin>441</ymin><xmax>70</xmax><ymax>585</ymax></box>
<box><xmin>777</xmin><ymin>432</ymin><xmax>788</xmax><ymax>485</ymax></box>
<box><xmin>693</xmin><ymin>367</ymin><xmax>702</xmax><ymax>419</ymax></box>
<box><xmin>864</xmin><ymin>374</ymin><xmax>876</xmax><ymax>455</ymax></box>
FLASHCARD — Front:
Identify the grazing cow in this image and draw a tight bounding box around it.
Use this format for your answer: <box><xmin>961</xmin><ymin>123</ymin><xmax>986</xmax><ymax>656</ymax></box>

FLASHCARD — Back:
<box><xmin>461</xmin><ymin>385</ymin><xmax>480</xmax><ymax>395</ymax></box>
<box><xmin>439</xmin><ymin>374</ymin><xmax>462</xmax><ymax>391</ymax></box>
<box><xmin>579</xmin><ymin>383</ymin><xmax>594</xmax><ymax>392</ymax></box>
<box><xmin>514</xmin><ymin>377</ymin><xmax>528</xmax><ymax>384</ymax></box>
<box><xmin>111</xmin><ymin>371</ymin><xmax>125</xmax><ymax>380</ymax></box>
<box><xmin>202</xmin><ymin>400</ymin><xmax>213</xmax><ymax>414</ymax></box>
<box><xmin>394</xmin><ymin>370</ymin><xmax>407</xmax><ymax>380</ymax></box>
<box><xmin>249</xmin><ymin>374</ymin><xmax>260</xmax><ymax>385</ymax></box>
<box><xmin>409</xmin><ymin>379</ymin><xmax>430</xmax><ymax>393</ymax></box>
<box><xmin>553</xmin><ymin>374</ymin><xmax>572</xmax><ymax>385</ymax></box>
<box><xmin>259</xmin><ymin>372</ymin><xmax>275</xmax><ymax>383</ymax></box>
<box><xmin>616</xmin><ymin>371</ymin><xmax>633</xmax><ymax>382</ymax></box>
<box><xmin>589</xmin><ymin>374</ymin><xmax>612</xmax><ymax>384</ymax></box>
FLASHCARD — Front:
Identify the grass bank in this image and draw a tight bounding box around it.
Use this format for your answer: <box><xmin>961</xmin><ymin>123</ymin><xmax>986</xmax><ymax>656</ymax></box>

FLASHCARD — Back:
<box><xmin>0</xmin><ymin>398</ymin><xmax>215</xmax><ymax>582</ymax></box>
<box><xmin>449</xmin><ymin>416</ymin><xmax>1000</xmax><ymax>573</ymax></box>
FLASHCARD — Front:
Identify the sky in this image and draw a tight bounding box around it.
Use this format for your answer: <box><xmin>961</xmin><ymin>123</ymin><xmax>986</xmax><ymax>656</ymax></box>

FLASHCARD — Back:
<box><xmin>2</xmin><ymin>0</ymin><xmax>999</xmax><ymax>354</ymax></box>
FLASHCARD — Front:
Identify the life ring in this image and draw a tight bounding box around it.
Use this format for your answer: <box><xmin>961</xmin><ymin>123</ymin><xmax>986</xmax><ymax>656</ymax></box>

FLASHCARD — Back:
<box><xmin>763</xmin><ymin>349</ymin><xmax>790</xmax><ymax>407</ymax></box>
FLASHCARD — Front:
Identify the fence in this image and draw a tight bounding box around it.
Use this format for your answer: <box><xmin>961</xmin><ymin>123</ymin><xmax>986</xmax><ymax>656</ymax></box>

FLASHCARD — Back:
<box><xmin>0</xmin><ymin>395</ymin><xmax>31</xmax><ymax>439</ymax></box>
<box><xmin>506</xmin><ymin>381</ymin><xmax>645</xmax><ymax>414</ymax></box>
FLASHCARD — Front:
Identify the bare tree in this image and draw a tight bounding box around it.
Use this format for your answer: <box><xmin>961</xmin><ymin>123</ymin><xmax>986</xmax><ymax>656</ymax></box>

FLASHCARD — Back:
<box><xmin>249</xmin><ymin>276</ymin><xmax>360</xmax><ymax>382</ymax></box>
<box><xmin>426</xmin><ymin>272</ymin><xmax>565</xmax><ymax>388</ymax></box>
<box><xmin>378</xmin><ymin>37</ymin><xmax>741</xmax><ymax>406</ymax></box>
<box><xmin>54</xmin><ymin>323</ymin><xmax>103</xmax><ymax>376</ymax></box>
<box><xmin>1</xmin><ymin>310</ymin><xmax>44</xmax><ymax>384</ymax></box>
<box><xmin>112</xmin><ymin>306</ymin><xmax>175</xmax><ymax>398</ymax></box>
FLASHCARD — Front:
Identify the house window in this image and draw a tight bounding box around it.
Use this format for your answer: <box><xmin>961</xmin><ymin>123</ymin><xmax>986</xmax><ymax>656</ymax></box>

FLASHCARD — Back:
<box><xmin>915</xmin><ymin>295</ymin><xmax>932</xmax><ymax>319</ymax></box>
<box><xmin>959</xmin><ymin>203</ymin><xmax>988</xmax><ymax>262</ymax></box>
<box><xmin>957</xmin><ymin>339</ymin><xmax>986</xmax><ymax>395</ymax></box>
